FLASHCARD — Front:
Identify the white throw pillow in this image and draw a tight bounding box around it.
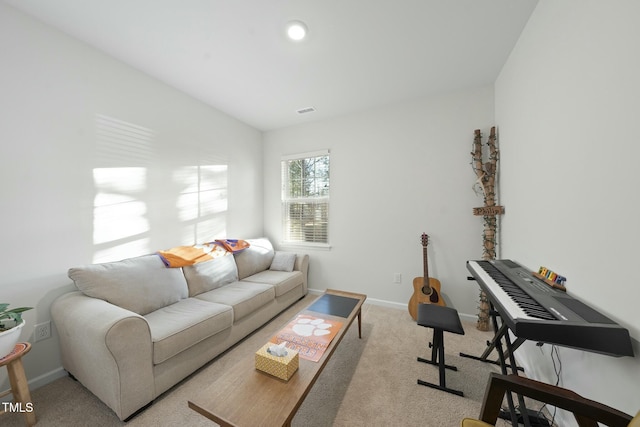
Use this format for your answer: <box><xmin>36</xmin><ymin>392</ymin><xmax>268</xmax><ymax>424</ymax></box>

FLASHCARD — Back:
<box><xmin>269</xmin><ymin>251</ymin><xmax>297</xmax><ymax>272</ymax></box>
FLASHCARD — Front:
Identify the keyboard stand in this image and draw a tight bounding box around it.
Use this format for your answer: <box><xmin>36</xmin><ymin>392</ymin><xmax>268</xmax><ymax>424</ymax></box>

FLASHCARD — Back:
<box><xmin>460</xmin><ymin>301</ymin><xmax>548</xmax><ymax>427</ymax></box>
<box><xmin>459</xmin><ymin>322</ymin><xmax>524</xmax><ymax>372</ymax></box>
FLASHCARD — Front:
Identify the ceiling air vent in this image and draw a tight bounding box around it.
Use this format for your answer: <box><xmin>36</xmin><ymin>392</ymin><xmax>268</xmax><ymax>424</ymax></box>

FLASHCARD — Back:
<box><xmin>297</xmin><ymin>107</ymin><xmax>316</xmax><ymax>114</ymax></box>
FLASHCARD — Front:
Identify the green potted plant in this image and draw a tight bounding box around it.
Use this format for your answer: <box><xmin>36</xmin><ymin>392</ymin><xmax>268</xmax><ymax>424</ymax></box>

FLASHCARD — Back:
<box><xmin>0</xmin><ymin>304</ymin><xmax>33</xmax><ymax>358</ymax></box>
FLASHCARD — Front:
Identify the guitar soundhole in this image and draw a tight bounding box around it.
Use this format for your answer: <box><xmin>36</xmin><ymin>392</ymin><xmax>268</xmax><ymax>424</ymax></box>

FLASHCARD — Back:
<box><xmin>422</xmin><ymin>286</ymin><xmax>439</xmax><ymax>303</ymax></box>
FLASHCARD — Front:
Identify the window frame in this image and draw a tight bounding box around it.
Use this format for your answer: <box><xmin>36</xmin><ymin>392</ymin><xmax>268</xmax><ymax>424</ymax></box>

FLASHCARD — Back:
<box><xmin>280</xmin><ymin>149</ymin><xmax>330</xmax><ymax>249</ymax></box>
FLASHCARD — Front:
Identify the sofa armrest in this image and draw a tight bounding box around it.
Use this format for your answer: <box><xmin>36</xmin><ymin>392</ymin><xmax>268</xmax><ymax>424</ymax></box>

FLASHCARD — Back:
<box><xmin>51</xmin><ymin>291</ymin><xmax>154</xmax><ymax>421</ymax></box>
<box><xmin>294</xmin><ymin>253</ymin><xmax>310</xmax><ymax>292</ymax></box>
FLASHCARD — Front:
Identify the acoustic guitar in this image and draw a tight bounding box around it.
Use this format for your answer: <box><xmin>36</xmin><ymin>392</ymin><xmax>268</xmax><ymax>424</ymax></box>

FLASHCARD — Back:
<box><xmin>408</xmin><ymin>233</ymin><xmax>445</xmax><ymax>321</ymax></box>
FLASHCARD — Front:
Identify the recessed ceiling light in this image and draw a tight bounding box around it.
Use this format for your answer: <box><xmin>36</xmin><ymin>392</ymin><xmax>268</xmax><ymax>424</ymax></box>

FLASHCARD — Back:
<box><xmin>286</xmin><ymin>20</ymin><xmax>308</xmax><ymax>41</ymax></box>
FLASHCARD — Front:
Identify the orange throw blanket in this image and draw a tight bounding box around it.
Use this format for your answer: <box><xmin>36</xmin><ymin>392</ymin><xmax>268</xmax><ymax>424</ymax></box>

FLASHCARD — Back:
<box><xmin>157</xmin><ymin>239</ymin><xmax>250</xmax><ymax>267</ymax></box>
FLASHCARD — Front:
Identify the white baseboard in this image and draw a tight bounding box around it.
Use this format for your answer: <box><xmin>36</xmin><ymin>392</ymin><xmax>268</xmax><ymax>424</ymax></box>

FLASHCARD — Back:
<box><xmin>28</xmin><ymin>366</ymin><xmax>67</xmax><ymax>390</ymax></box>
<box><xmin>0</xmin><ymin>366</ymin><xmax>67</xmax><ymax>403</ymax></box>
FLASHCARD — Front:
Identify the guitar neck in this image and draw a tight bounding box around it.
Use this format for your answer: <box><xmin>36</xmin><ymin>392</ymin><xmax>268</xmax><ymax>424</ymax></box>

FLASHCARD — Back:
<box><xmin>423</xmin><ymin>246</ymin><xmax>429</xmax><ymax>279</ymax></box>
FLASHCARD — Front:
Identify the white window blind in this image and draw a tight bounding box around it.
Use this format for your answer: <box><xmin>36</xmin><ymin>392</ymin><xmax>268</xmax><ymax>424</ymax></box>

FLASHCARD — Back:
<box><xmin>281</xmin><ymin>150</ymin><xmax>330</xmax><ymax>244</ymax></box>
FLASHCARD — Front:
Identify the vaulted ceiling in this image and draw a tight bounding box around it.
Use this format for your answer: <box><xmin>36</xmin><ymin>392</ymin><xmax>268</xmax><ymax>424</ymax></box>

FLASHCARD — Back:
<box><xmin>5</xmin><ymin>0</ymin><xmax>538</xmax><ymax>131</ymax></box>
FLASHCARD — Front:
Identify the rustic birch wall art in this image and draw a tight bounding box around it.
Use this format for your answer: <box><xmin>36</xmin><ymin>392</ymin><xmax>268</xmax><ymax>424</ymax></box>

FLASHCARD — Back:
<box><xmin>471</xmin><ymin>127</ymin><xmax>504</xmax><ymax>331</ymax></box>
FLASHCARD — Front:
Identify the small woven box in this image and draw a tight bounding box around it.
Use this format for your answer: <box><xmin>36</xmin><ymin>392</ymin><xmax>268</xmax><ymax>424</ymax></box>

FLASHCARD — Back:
<box><xmin>255</xmin><ymin>343</ymin><xmax>299</xmax><ymax>381</ymax></box>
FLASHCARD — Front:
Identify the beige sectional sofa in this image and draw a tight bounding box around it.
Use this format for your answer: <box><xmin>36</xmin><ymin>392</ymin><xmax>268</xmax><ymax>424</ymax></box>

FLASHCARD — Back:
<box><xmin>51</xmin><ymin>238</ymin><xmax>308</xmax><ymax>421</ymax></box>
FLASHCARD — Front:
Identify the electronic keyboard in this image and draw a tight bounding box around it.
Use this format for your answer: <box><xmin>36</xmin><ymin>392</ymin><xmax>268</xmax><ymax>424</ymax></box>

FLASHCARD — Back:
<box><xmin>467</xmin><ymin>259</ymin><xmax>634</xmax><ymax>357</ymax></box>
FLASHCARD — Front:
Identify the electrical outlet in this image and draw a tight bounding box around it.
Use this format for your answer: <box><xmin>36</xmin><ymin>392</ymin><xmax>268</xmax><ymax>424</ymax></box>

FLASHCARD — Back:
<box><xmin>394</xmin><ymin>273</ymin><xmax>402</xmax><ymax>284</ymax></box>
<box><xmin>34</xmin><ymin>321</ymin><xmax>51</xmax><ymax>342</ymax></box>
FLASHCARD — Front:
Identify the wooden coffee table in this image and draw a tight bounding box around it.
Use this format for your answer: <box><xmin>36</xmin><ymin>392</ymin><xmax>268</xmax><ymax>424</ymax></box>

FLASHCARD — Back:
<box><xmin>188</xmin><ymin>289</ymin><xmax>367</xmax><ymax>427</ymax></box>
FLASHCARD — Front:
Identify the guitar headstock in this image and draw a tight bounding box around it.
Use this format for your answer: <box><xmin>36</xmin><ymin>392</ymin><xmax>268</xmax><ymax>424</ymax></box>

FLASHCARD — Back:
<box><xmin>421</xmin><ymin>233</ymin><xmax>429</xmax><ymax>247</ymax></box>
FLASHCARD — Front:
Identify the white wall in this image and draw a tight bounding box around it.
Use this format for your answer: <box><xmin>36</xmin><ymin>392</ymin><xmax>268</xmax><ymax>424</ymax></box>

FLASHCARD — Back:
<box><xmin>496</xmin><ymin>0</ymin><xmax>640</xmax><ymax>423</ymax></box>
<box><xmin>0</xmin><ymin>3</ymin><xmax>263</xmax><ymax>391</ymax></box>
<box><xmin>263</xmin><ymin>87</ymin><xmax>495</xmax><ymax>318</ymax></box>
<box><xmin>10</xmin><ymin>1</ymin><xmax>638</xmax><ymax>422</ymax></box>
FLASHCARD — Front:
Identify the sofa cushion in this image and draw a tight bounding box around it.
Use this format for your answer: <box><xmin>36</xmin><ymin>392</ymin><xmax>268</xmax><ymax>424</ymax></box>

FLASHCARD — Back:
<box><xmin>145</xmin><ymin>298</ymin><xmax>233</xmax><ymax>364</ymax></box>
<box><xmin>241</xmin><ymin>270</ymin><xmax>304</xmax><ymax>297</ymax></box>
<box><xmin>183</xmin><ymin>254</ymin><xmax>238</xmax><ymax>297</ymax></box>
<box><xmin>195</xmin><ymin>282</ymin><xmax>275</xmax><ymax>322</ymax></box>
<box><xmin>234</xmin><ymin>238</ymin><xmax>274</xmax><ymax>280</ymax></box>
<box><xmin>269</xmin><ymin>251</ymin><xmax>297</xmax><ymax>272</ymax></box>
<box><xmin>68</xmin><ymin>255</ymin><xmax>188</xmax><ymax>315</ymax></box>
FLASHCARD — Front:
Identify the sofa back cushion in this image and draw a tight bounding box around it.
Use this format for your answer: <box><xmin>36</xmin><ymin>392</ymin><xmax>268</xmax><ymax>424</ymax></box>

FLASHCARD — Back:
<box><xmin>234</xmin><ymin>238</ymin><xmax>275</xmax><ymax>280</ymax></box>
<box><xmin>182</xmin><ymin>254</ymin><xmax>239</xmax><ymax>297</ymax></box>
<box><xmin>68</xmin><ymin>255</ymin><xmax>188</xmax><ymax>315</ymax></box>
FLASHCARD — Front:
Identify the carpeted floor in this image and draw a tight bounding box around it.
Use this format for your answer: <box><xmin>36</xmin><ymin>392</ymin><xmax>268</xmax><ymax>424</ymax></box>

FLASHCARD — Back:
<box><xmin>3</xmin><ymin>294</ymin><xmax>520</xmax><ymax>426</ymax></box>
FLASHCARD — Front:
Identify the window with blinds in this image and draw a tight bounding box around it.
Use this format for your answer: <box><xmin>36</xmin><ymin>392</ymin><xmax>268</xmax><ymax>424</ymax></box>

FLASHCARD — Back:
<box><xmin>281</xmin><ymin>150</ymin><xmax>330</xmax><ymax>245</ymax></box>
